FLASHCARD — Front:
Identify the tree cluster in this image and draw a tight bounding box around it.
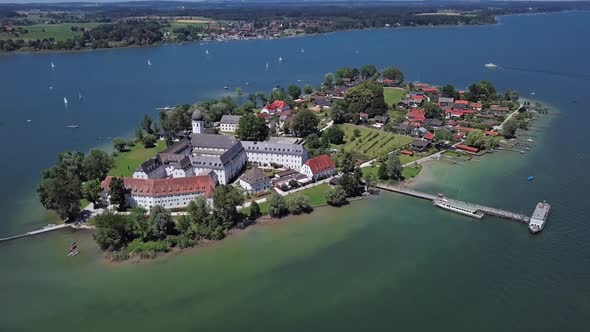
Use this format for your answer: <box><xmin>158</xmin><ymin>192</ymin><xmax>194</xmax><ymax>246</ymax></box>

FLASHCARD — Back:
<box><xmin>38</xmin><ymin>150</ymin><xmax>114</xmax><ymax>219</ymax></box>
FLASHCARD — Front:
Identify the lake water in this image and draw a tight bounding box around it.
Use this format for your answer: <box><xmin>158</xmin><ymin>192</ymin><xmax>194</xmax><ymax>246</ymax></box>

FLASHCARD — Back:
<box><xmin>1</xmin><ymin>11</ymin><xmax>590</xmax><ymax>331</ymax></box>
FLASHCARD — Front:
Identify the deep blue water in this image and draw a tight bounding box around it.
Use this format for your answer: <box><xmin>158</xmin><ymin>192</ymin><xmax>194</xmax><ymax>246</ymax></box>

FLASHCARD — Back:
<box><xmin>0</xmin><ymin>11</ymin><xmax>589</xmax><ymax>236</ymax></box>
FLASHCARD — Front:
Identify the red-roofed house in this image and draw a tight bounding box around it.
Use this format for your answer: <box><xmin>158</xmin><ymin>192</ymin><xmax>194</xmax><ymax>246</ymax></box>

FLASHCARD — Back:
<box><xmin>359</xmin><ymin>112</ymin><xmax>369</xmax><ymax>122</ymax></box>
<box><xmin>256</xmin><ymin>112</ymin><xmax>271</xmax><ymax>121</ymax></box>
<box><xmin>300</xmin><ymin>155</ymin><xmax>336</xmax><ymax>180</ymax></box>
<box><xmin>411</xmin><ymin>95</ymin><xmax>425</xmax><ymax>101</ymax></box>
<box><xmin>415</xmin><ymin>83</ymin><xmax>429</xmax><ymax>89</ymax></box>
<box><xmin>456</xmin><ymin>144</ymin><xmax>479</xmax><ymax>153</ymax></box>
<box><xmin>454</xmin><ymin>126</ymin><xmax>477</xmax><ymax>133</ymax></box>
<box><xmin>470</xmin><ymin>102</ymin><xmax>483</xmax><ymax>111</ymax></box>
<box><xmin>262</xmin><ymin>100</ymin><xmax>290</xmax><ymax>114</ymax></box>
<box><xmin>454</xmin><ymin>100</ymin><xmax>469</xmax><ymax>105</ymax></box>
<box><xmin>424</xmin><ymin>132</ymin><xmax>435</xmax><ymax>141</ymax></box>
<box><xmin>445</xmin><ymin>109</ymin><xmax>464</xmax><ymax>119</ymax></box>
<box><xmin>100</xmin><ymin>175</ymin><xmax>216</xmax><ymax>209</ymax></box>
<box><xmin>485</xmin><ymin>130</ymin><xmax>500</xmax><ymax>136</ymax></box>
<box><xmin>422</xmin><ymin>87</ymin><xmax>438</xmax><ymax>93</ymax></box>
<box><xmin>400</xmin><ymin>150</ymin><xmax>414</xmax><ymax>156</ymax></box>
<box><xmin>407</xmin><ymin>108</ymin><xmax>426</xmax><ymax>119</ymax></box>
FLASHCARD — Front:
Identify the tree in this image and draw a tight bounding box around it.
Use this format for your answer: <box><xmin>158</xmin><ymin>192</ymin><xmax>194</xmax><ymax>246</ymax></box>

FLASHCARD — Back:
<box><xmin>149</xmin><ymin>205</ymin><xmax>176</xmax><ymax>240</ymax></box>
<box><xmin>187</xmin><ymin>196</ymin><xmax>210</xmax><ymax>225</ymax></box>
<box><xmin>141</xmin><ymin>114</ymin><xmax>154</xmax><ymax>134</ymax></box>
<box><xmin>108</xmin><ymin>177</ymin><xmax>127</xmax><ymax>211</ymax></box>
<box><xmin>424</xmin><ymin>102</ymin><xmax>442</xmax><ymax>119</ymax></box>
<box><xmin>340</xmin><ymin>151</ymin><xmax>356</xmax><ymax>173</ymax></box>
<box><xmin>464</xmin><ymin>129</ymin><xmax>485</xmax><ymax>149</ymax></box>
<box><xmin>292</xmin><ymin>109</ymin><xmax>319</xmax><ymax>138</ymax></box>
<box><xmin>435</xmin><ymin>128</ymin><xmax>452</xmax><ymax>142</ymax></box>
<box><xmin>37</xmin><ymin>166</ymin><xmax>82</xmax><ymax>220</ymax></box>
<box><xmin>267</xmin><ymin>193</ymin><xmax>288</xmax><ymax>218</ymax></box>
<box><xmin>303</xmin><ymin>84</ymin><xmax>313</xmax><ymax>95</ymax></box>
<box><xmin>113</xmin><ymin>138</ymin><xmax>127</xmax><ymax>152</ymax></box>
<box><xmin>381</xmin><ymin>66</ymin><xmax>404</xmax><ymax>82</ymax></box>
<box><xmin>135</xmin><ymin>127</ymin><xmax>144</xmax><ymax>142</ymax></box>
<box><xmin>83</xmin><ymin>149</ymin><xmax>114</xmax><ymax>181</ymax></box>
<box><xmin>485</xmin><ymin>136</ymin><xmax>501</xmax><ymax>150</ymax></box>
<box><xmin>323</xmin><ymin>73</ymin><xmax>334</xmax><ymax>89</ymax></box>
<box><xmin>339</xmin><ymin>173</ymin><xmax>360</xmax><ymax>197</ymax></box>
<box><xmin>441</xmin><ymin>84</ymin><xmax>456</xmax><ymax>98</ymax></box>
<box><xmin>288</xmin><ymin>85</ymin><xmax>302</xmax><ymax>99</ymax></box>
<box><xmin>57</xmin><ymin>151</ymin><xmax>85</xmax><ymax>180</ymax></box>
<box><xmin>386</xmin><ymin>153</ymin><xmax>403</xmax><ymax>180</ymax></box>
<box><xmin>324</xmin><ymin>126</ymin><xmax>345</xmax><ymax>144</ymax></box>
<box><xmin>326</xmin><ymin>186</ymin><xmax>348</xmax><ymax>207</ymax></box>
<box><xmin>502</xmin><ymin>119</ymin><xmax>518</xmax><ymax>138</ymax></box>
<box><xmin>467</xmin><ymin>80</ymin><xmax>496</xmax><ymax>102</ymax></box>
<box><xmin>249</xmin><ymin>200</ymin><xmax>261</xmax><ymax>220</ymax></box>
<box><xmin>82</xmin><ymin>179</ymin><xmax>101</xmax><ymax>208</ymax></box>
<box><xmin>142</xmin><ymin>134</ymin><xmax>157</xmax><ymax>148</ymax></box>
<box><xmin>235</xmin><ymin>87</ymin><xmax>243</xmax><ymax>96</ymax></box>
<box><xmin>353</xmin><ymin>128</ymin><xmax>361</xmax><ymax>137</ymax></box>
<box><xmin>93</xmin><ymin>211</ymin><xmax>135</xmax><ymax>251</ymax></box>
<box><xmin>360</xmin><ymin>64</ymin><xmax>377</xmax><ymax>78</ymax></box>
<box><xmin>129</xmin><ymin>206</ymin><xmax>151</xmax><ymax>241</ymax></box>
<box><xmin>286</xmin><ymin>194</ymin><xmax>311</xmax><ymax>215</ymax></box>
<box><xmin>344</xmin><ymin>80</ymin><xmax>387</xmax><ymax>117</ymax></box>
<box><xmin>236</xmin><ymin>113</ymin><xmax>269</xmax><ymax>141</ymax></box>
<box><xmin>213</xmin><ymin>185</ymin><xmax>244</xmax><ymax>228</ymax></box>
<box><xmin>248</xmin><ymin>93</ymin><xmax>258</xmax><ymax>107</ymax></box>
<box><xmin>306</xmin><ymin>133</ymin><xmax>321</xmax><ymax>149</ymax></box>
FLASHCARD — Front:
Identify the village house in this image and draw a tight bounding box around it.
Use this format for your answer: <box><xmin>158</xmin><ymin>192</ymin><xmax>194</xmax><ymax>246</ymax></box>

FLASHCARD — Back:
<box><xmin>100</xmin><ymin>175</ymin><xmax>216</xmax><ymax>210</ymax></box>
<box><xmin>219</xmin><ymin>115</ymin><xmax>242</xmax><ymax>132</ymax></box>
<box><xmin>262</xmin><ymin>100</ymin><xmax>290</xmax><ymax>114</ymax></box>
<box><xmin>490</xmin><ymin>104</ymin><xmax>510</xmax><ymax>112</ymax></box>
<box><xmin>455</xmin><ymin>144</ymin><xmax>479</xmax><ymax>154</ymax></box>
<box><xmin>359</xmin><ymin>112</ymin><xmax>369</xmax><ymax>123</ymax></box>
<box><xmin>438</xmin><ymin>97</ymin><xmax>454</xmax><ymax>107</ymax></box>
<box><xmin>238</xmin><ymin>167</ymin><xmax>272</xmax><ymax>194</ymax></box>
<box><xmin>391</xmin><ymin>123</ymin><xmax>413</xmax><ymax>135</ymax></box>
<box><xmin>300</xmin><ymin>154</ymin><xmax>336</xmax><ymax>181</ymax></box>
<box><xmin>410</xmin><ymin>138</ymin><xmax>431</xmax><ymax>152</ymax></box>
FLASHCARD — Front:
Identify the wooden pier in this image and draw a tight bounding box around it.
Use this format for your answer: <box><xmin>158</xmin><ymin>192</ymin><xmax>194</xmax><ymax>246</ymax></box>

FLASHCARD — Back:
<box><xmin>0</xmin><ymin>223</ymin><xmax>74</xmax><ymax>243</ymax></box>
<box><xmin>374</xmin><ymin>184</ymin><xmax>531</xmax><ymax>223</ymax></box>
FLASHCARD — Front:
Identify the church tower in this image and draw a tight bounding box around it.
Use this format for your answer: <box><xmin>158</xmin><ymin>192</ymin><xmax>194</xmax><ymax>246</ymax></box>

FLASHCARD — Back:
<box><xmin>192</xmin><ymin>110</ymin><xmax>205</xmax><ymax>134</ymax></box>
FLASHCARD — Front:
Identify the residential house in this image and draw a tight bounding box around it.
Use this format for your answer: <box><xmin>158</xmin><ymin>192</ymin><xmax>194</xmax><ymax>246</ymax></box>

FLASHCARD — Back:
<box><xmin>410</xmin><ymin>139</ymin><xmax>430</xmax><ymax>152</ymax></box>
<box><xmin>456</xmin><ymin>144</ymin><xmax>479</xmax><ymax>154</ymax></box>
<box><xmin>438</xmin><ymin>97</ymin><xmax>454</xmax><ymax>107</ymax></box>
<box><xmin>238</xmin><ymin>167</ymin><xmax>272</xmax><ymax>193</ymax></box>
<box><xmin>300</xmin><ymin>154</ymin><xmax>336</xmax><ymax>181</ymax></box>
<box><xmin>219</xmin><ymin>115</ymin><xmax>242</xmax><ymax>132</ymax></box>
<box><xmin>262</xmin><ymin>100</ymin><xmax>291</xmax><ymax>114</ymax></box>
<box><xmin>490</xmin><ymin>105</ymin><xmax>510</xmax><ymax>112</ymax></box>
<box><xmin>391</xmin><ymin>123</ymin><xmax>412</xmax><ymax>135</ymax></box>
<box><xmin>359</xmin><ymin>112</ymin><xmax>369</xmax><ymax>123</ymax></box>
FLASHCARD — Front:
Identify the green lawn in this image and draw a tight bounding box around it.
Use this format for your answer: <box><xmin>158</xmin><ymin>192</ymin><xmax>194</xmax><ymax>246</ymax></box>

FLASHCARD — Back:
<box><xmin>80</xmin><ymin>198</ymin><xmax>90</xmax><ymax>209</ymax></box>
<box><xmin>0</xmin><ymin>23</ymin><xmax>102</xmax><ymax>41</ymax></box>
<box><xmin>333</xmin><ymin>124</ymin><xmax>413</xmax><ymax>160</ymax></box>
<box><xmin>362</xmin><ymin>165</ymin><xmax>422</xmax><ymax>181</ymax></box>
<box><xmin>241</xmin><ymin>184</ymin><xmax>331</xmax><ymax>216</ymax></box>
<box><xmin>108</xmin><ymin>140</ymin><xmax>167</xmax><ymax>177</ymax></box>
<box><xmin>384</xmin><ymin>87</ymin><xmax>406</xmax><ymax>106</ymax></box>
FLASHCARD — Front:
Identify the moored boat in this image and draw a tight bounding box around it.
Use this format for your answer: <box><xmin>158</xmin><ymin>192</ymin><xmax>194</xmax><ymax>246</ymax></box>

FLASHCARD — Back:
<box><xmin>433</xmin><ymin>197</ymin><xmax>484</xmax><ymax>219</ymax></box>
<box><xmin>529</xmin><ymin>201</ymin><xmax>550</xmax><ymax>233</ymax></box>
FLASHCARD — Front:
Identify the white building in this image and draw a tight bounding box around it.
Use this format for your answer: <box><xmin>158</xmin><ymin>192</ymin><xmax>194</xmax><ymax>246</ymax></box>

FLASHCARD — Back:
<box><xmin>100</xmin><ymin>175</ymin><xmax>215</xmax><ymax>210</ymax></box>
<box><xmin>300</xmin><ymin>154</ymin><xmax>336</xmax><ymax>180</ymax></box>
<box><xmin>242</xmin><ymin>141</ymin><xmax>307</xmax><ymax>170</ymax></box>
<box><xmin>219</xmin><ymin>115</ymin><xmax>241</xmax><ymax>132</ymax></box>
<box><xmin>238</xmin><ymin>167</ymin><xmax>272</xmax><ymax>194</ymax></box>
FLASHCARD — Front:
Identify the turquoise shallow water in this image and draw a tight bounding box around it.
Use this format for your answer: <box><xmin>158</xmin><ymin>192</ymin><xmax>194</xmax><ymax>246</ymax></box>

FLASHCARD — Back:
<box><xmin>0</xmin><ymin>11</ymin><xmax>590</xmax><ymax>331</ymax></box>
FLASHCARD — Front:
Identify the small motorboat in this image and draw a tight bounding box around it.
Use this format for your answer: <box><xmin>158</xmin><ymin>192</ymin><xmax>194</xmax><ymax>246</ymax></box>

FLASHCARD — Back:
<box><xmin>484</xmin><ymin>63</ymin><xmax>498</xmax><ymax>69</ymax></box>
<box><xmin>527</xmin><ymin>176</ymin><xmax>535</xmax><ymax>181</ymax></box>
<box><xmin>223</xmin><ymin>86</ymin><xmax>229</xmax><ymax>90</ymax></box>
<box><xmin>66</xmin><ymin>125</ymin><xmax>79</xmax><ymax>128</ymax></box>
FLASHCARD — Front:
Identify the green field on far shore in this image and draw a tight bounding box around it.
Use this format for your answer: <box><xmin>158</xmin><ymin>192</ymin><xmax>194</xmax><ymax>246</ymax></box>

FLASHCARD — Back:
<box><xmin>0</xmin><ymin>23</ymin><xmax>102</xmax><ymax>41</ymax></box>
<box><xmin>332</xmin><ymin>124</ymin><xmax>413</xmax><ymax>160</ymax></box>
<box><xmin>383</xmin><ymin>87</ymin><xmax>406</xmax><ymax>106</ymax></box>
<box><xmin>108</xmin><ymin>141</ymin><xmax>167</xmax><ymax>177</ymax></box>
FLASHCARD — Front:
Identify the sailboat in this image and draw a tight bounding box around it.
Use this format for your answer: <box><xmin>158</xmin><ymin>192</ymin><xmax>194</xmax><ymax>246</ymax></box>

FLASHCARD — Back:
<box><xmin>205</xmin><ymin>49</ymin><xmax>209</xmax><ymax>55</ymax></box>
<box><xmin>78</xmin><ymin>92</ymin><xmax>83</xmax><ymax>101</ymax></box>
<box><xmin>147</xmin><ymin>59</ymin><xmax>152</xmax><ymax>66</ymax></box>
<box><xmin>301</xmin><ymin>48</ymin><xmax>305</xmax><ymax>53</ymax></box>
<box><xmin>63</xmin><ymin>97</ymin><xmax>68</xmax><ymax>105</ymax></box>
<box><xmin>67</xmin><ymin>241</ymin><xmax>79</xmax><ymax>256</ymax></box>
<box><xmin>278</xmin><ymin>56</ymin><xmax>283</xmax><ymax>63</ymax></box>
<box><xmin>51</xmin><ymin>62</ymin><xmax>55</xmax><ymax>69</ymax></box>
<box><xmin>266</xmin><ymin>62</ymin><xmax>269</xmax><ymax>71</ymax></box>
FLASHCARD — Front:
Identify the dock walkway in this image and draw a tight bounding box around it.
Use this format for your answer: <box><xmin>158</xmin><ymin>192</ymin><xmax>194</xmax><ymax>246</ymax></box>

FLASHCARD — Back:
<box><xmin>374</xmin><ymin>183</ymin><xmax>531</xmax><ymax>223</ymax></box>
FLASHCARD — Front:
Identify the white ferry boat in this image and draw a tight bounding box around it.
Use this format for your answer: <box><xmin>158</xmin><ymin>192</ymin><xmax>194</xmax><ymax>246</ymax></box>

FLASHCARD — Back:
<box><xmin>528</xmin><ymin>201</ymin><xmax>550</xmax><ymax>233</ymax></box>
<box><xmin>433</xmin><ymin>197</ymin><xmax>484</xmax><ymax>219</ymax></box>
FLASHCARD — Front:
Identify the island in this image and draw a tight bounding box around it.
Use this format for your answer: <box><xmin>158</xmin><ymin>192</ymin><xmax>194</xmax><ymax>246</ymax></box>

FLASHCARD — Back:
<box><xmin>35</xmin><ymin>63</ymin><xmax>544</xmax><ymax>260</ymax></box>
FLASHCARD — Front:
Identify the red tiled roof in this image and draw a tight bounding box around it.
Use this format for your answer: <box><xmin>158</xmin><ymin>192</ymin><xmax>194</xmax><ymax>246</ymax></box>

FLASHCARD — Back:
<box><xmin>454</xmin><ymin>126</ymin><xmax>477</xmax><ymax>132</ymax></box>
<box><xmin>456</xmin><ymin>144</ymin><xmax>479</xmax><ymax>153</ymax></box>
<box><xmin>470</xmin><ymin>102</ymin><xmax>483</xmax><ymax>109</ymax></box>
<box><xmin>101</xmin><ymin>176</ymin><xmax>215</xmax><ymax>198</ymax></box>
<box><xmin>422</xmin><ymin>87</ymin><xmax>438</xmax><ymax>93</ymax></box>
<box><xmin>359</xmin><ymin>112</ymin><xmax>369</xmax><ymax>117</ymax></box>
<box><xmin>454</xmin><ymin>100</ymin><xmax>469</xmax><ymax>105</ymax></box>
<box><xmin>304</xmin><ymin>155</ymin><xmax>335</xmax><ymax>175</ymax></box>
<box><xmin>424</xmin><ymin>132</ymin><xmax>435</xmax><ymax>140</ymax></box>
<box><xmin>485</xmin><ymin>130</ymin><xmax>500</xmax><ymax>136</ymax></box>
<box><xmin>407</xmin><ymin>109</ymin><xmax>426</xmax><ymax>118</ymax></box>
<box><xmin>415</xmin><ymin>83</ymin><xmax>429</xmax><ymax>88</ymax></box>
<box><xmin>264</xmin><ymin>100</ymin><xmax>290</xmax><ymax>111</ymax></box>
<box><xmin>411</xmin><ymin>95</ymin><xmax>425</xmax><ymax>101</ymax></box>
<box><xmin>256</xmin><ymin>112</ymin><xmax>270</xmax><ymax>119</ymax></box>
<box><xmin>400</xmin><ymin>150</ymin><xmax>414</xmax><ymax>156</ymax></box>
